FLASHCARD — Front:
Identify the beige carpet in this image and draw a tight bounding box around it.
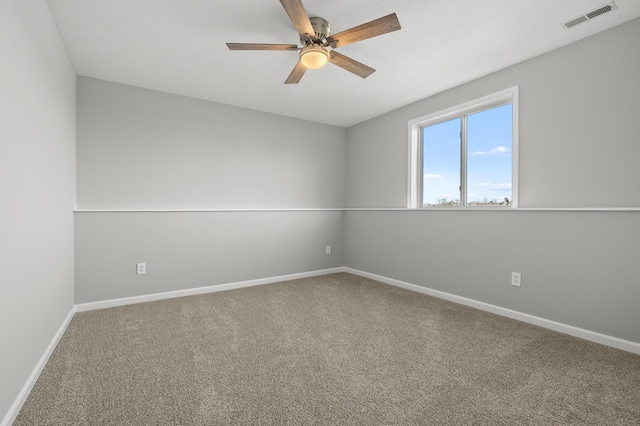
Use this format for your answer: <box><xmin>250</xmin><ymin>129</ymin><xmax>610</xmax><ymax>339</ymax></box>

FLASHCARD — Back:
<box><xmin>15</xmin><ymin>273</ymin><xmax>640</xmax><ymax>425</ymax></box>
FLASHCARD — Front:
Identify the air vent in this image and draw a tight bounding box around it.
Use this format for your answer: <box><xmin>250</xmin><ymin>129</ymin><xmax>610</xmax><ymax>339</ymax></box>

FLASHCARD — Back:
<box><xmin>561</xmin><ymin>2</ymin><xmax>618</xmax><ymax>29</ymax></box>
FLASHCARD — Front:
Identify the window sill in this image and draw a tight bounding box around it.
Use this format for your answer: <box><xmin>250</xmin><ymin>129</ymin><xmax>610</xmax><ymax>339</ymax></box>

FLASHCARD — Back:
<box><xmin>347</xmin><ymin>207</ymin><xmax>640</xmax><ymax>212</ymax></box>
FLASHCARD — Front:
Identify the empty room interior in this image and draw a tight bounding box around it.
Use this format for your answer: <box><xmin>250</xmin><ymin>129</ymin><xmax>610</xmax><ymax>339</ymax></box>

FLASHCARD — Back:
<box><xmin>2</xmin><ymin>0</ymin><xmax>640</xmax><ymax>424</ymax></box>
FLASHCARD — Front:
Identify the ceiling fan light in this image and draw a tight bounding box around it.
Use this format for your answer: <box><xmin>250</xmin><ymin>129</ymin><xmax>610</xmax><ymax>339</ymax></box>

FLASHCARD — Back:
<box><xmin>300</xmin><ymin>45</ymin><xmax>329</xmax><ymax>69</ymax></box>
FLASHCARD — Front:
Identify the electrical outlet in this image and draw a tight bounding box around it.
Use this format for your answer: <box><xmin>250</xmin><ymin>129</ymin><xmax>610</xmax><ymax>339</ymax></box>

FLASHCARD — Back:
<box><xmin>136</xmin><ymin>263</ymin><xmax>146</xmax><ymax>275</ymax></box>
<box><xmin>325</xmin><ymin>245</ymin><xmax>331</xmax><ymax>255</ymax></box>
<box><xmin>511</xmin><ymin>271</ymin><xmax>521</xmax><ymax>287</ymax></box>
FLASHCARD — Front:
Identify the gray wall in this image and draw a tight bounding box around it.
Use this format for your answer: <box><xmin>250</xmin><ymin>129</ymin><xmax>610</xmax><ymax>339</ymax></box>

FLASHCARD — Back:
<box><xmin>77</xmin><ymin>77</ymin><xmax>346</xmax><ymax>209</ymax></box>
<box><xmin>75</xmin><ymin>211</ymin><xmax>343</xmax><ymax>303</ymax></box>
<box><xmin>345</xmin><ymin>19</ymin><xmax>640</xmax><ymax>344</ymax></box>
<box><xmin>0</xmin><ymin>0</ymin><xmax>76</xmax><ymax>421</ymax></box>
<box><xmin>75</xmin><ymin>78</ymin><xmax>347</xmax><ymax>303</ymax></box>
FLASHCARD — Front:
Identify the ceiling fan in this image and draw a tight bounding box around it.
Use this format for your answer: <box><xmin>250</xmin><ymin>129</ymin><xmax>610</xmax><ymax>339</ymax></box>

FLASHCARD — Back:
<box><xmin>226</xmin><ymin>0</ymin><xmax>401</xmax><ymax>84</ymax></box>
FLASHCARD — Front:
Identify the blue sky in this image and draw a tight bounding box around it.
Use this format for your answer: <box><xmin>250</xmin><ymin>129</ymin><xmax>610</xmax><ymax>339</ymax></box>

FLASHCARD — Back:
<box><xmin>422</xmin><ymin>104</ymin><xmax>512</xmax><ymax>205</ymax></box>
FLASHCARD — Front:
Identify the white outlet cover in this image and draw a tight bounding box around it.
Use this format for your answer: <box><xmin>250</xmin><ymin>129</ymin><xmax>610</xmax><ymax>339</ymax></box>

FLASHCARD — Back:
<box><xmin>511</xmin><ymin>272</ymin><xmax>521</xmax><ymax>287</ymax></box>
<box><xmin>137</xmin><ymin>263</ymin><xmax>146</xmax><ymax>275</ymax></box>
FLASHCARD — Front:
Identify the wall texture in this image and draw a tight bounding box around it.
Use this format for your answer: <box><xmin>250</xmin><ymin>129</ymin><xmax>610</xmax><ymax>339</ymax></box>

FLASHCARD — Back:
<box><xmin>0</xmin><ymin>0</ymin><xmax>76</xmax><ymax>421</ymax></box>
<box><xmin>345</xmin><ymin>19</ymin><xmax>640</xmax><ymax>344</ymax></box>
<box><xmin>77</xmin><ymin>77</ymin><xmax>346</xmax><ymax>210</ymax></box>
<box><xmin>75</xmin><ymin>78</ymin><xmax>347</xmax><ymax>303</ymax></box>
<box><xmin>75</xmin><ymin>211</ymin><xmax>343</xmax><ymax>303</ymax></box>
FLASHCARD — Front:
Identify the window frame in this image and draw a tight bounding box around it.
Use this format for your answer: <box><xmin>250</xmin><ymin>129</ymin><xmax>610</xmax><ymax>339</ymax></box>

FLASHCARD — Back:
<box><xmin>408</xmin><ymin>86</ymin><xmax>519</xmax><ymax>209</ymax></box>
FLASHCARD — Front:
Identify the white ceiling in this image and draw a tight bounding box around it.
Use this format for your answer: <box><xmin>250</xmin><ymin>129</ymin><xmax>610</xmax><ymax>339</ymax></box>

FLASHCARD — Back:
<box><xmin>47</xmin><ymin>0</ymin><xmax>640</xmax><ymax>127</ymax></box>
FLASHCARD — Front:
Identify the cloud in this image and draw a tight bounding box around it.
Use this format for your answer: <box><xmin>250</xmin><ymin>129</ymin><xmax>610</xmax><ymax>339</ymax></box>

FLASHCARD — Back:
<box><xmin>490</xmin><ymin>146</ymin><xmax>510</xmax><ymax>154</ymax></box>
<box><xmin>471</xmin><ymin>146</ymin><xmax>510</xmax><ymax>156</ymax></box>
<box><xmin>424</xmin><ymin>173</ymin><xmax>443</xmax><ymax>179</ymax></box>
<box><xmin>475</xmin><ymin>182</ymin><xmax>512</xmax><ymax>191</ymax></box>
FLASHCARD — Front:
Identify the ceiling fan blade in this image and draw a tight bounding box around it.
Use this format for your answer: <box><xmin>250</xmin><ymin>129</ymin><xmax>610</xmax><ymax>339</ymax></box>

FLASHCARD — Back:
<box><xmin>279</xmin><ymin>0</ymin><xmax>316</xmax><ymax>38</ymax></box>
<box><xmin>285</xmin><ymin>60</ymin><xmax>307</xmax><ymax>84</ymax></box>
<box><xmin>226</xmin><ymin>43</ymin><xmax>299</xmax><ymax>51</ymax></box>
<box><xmin>326</xmin><ymin>13</ymin><xmax>401</xmax><ymax>48</ymax></box>
<box><xmin>329</xmin><ymin>51</ymin><xmax>375</xmax><ymax>79</ymax></box>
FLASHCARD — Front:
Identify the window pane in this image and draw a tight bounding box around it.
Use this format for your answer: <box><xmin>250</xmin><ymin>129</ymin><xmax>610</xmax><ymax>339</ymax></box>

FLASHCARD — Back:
<box><xmin>467</xmin><ymin>104</ymin><xmax>512</xmax><ymax>206</ymax></box>
<box><xmin>422</xmin><ymin>118</ymin><xmax>461</xmax><ymax>207</ymax></box>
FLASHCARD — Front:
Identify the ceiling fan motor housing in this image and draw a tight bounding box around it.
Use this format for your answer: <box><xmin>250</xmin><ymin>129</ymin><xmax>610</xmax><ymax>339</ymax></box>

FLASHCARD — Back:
<box><xmin>302</xmin><ymin>17</ymin><xmax>330</xmax><ymax>45</ymax></box>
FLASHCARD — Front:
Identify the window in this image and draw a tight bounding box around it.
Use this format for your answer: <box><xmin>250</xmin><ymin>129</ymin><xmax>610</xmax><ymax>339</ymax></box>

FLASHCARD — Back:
<box><xmin>408</xmin><ymin>87</ymin><xmax>519</xmax><ymax>208</ymax></box>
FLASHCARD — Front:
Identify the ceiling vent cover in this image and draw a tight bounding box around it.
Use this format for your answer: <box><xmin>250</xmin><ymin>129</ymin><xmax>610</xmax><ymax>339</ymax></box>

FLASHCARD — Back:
<box><xmin>562</xmin><ymin>2</ymin><xmax>618</xmax><ymax>29</ymax></box>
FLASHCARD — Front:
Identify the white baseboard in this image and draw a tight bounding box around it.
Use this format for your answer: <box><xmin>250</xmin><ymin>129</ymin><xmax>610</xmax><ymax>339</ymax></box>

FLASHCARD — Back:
<box><xmin>346</xmin><ymin>268</ymin><xmax>640</xmax><ymax>355</ymax></box>
<box><xmin>75</xmin><ymin>267</ymin><xmax>347</xmax><ymax>312</ymax></box>
<box><xmin>1</xmin><ymin>305</ymin><xmax>76</xmax><ymax>426</ymax></box>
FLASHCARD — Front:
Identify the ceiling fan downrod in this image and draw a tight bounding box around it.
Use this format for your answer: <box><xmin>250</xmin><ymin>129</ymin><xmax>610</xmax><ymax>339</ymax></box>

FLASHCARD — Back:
<box><xmin>301</xmin><ymin>17</ymin><xmax>330</xmax><ymax>46</ymax></box>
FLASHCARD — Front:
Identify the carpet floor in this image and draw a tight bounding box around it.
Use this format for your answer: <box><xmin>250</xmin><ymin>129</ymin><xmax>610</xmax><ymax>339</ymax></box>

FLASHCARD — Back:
<box><xmin>15</xmin><ymin>273</ymin><xmax>640</xmax><ymax>425</ymax></box>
